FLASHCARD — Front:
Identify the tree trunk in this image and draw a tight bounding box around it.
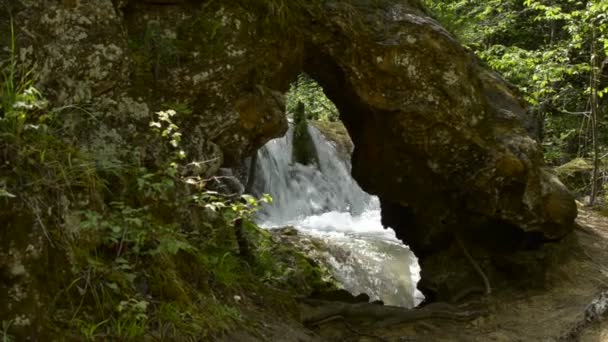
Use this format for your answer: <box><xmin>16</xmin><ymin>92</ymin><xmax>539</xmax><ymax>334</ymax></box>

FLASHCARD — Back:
<box><xmin>589</xmin><ymin>22</ymin><xmax>601</xmax><ymax>205</ymax></box>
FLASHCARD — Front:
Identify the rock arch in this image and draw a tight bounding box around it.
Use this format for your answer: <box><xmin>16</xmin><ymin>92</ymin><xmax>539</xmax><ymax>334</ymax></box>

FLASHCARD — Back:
<box><xmin>3</xmin><ymin>0</ymin><xmax>577</xmax><ymax>302</ymax></box>
<box><xmin>297</xmin><ymin>1</ymin><xmax>577</xmax><ymax>300</ymax></box>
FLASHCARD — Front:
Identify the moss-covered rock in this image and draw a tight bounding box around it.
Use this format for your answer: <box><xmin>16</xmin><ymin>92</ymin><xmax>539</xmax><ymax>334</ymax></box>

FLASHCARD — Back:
<box><xmin>555</xmin><ymin>158</ymin><xmax>593</xmax><ymax>196</ymax></box>
<box><xmin>312</xmin><ymin>120</ymin><xmax>354</xmax><ymax>163</ymax></box>
<box><xmin>292</xmin><ymin>102</ymin><xmax>320</xmax><ymax>166</ymax></box>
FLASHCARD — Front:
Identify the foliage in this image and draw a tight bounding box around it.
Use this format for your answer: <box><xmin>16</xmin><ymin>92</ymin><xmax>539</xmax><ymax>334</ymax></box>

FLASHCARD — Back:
<box><xmin>237</xmin><ymin>0</ymin><xmax>324</xmax><ymax>29</ymax></box>
<box><xmin>425</xmin><ymin>0</ymin><xmax>608</xmax><ymax>199</ymax></box>
<box><xmin>0</xmin><ymin>18</ymin><xmax>39</xmax><ymax>135</ymax></box>
<box><xmin>0</xmin><ymin>320</ymin><xmax>13</xmax><ymax>342</ymax></box>
<box><xmin>0</xmin><ymin>33</ymin><xmax>332</xmax><ymax>339</ymax></box>
<box><xmin>44</xmin><ymin>108</ymin><xmax>316</xmax><ymax>339</ymax></box>
<box><xmin>426</xmin><ymin>0</ymin><xmax>606</xmax><ymax>106</ymax></box>
<box><xmin>286</xmin><ymin>74</ymin><xmax>339</xmax><ymax>122</ymax></box>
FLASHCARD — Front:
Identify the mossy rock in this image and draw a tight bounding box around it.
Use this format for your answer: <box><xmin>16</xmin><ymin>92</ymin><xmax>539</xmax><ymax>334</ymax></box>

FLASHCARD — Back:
<box><xmin>292</xmin><ymin>102</ymin><xmax>320</xmax><ymax>166</ymax></box>
<box><xmin>311</xmin><ymin>120</ymin><xmax>353</xmax><ymax>162</ymax></box>
<box><xmin>555</xmin><ymin>158</ymin><xmax>593</xmax><ymax>196</ymax></box>
<box><xmin>244</xmin><ymin>222</ymin><xmax>337</xmax><ymax>295</ymax></box>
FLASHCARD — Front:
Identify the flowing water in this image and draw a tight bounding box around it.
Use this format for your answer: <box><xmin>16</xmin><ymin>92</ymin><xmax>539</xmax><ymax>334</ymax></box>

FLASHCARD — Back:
<box><xmin>251</xmin><ymin>123</ymin><xmax>423</xmax><ymax>308</ymax></box>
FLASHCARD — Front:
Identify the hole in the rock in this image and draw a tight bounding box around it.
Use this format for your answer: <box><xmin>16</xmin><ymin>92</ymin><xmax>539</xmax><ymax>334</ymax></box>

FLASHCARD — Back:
<box><xmin>247</xmin><ymin>73</ymin><xmax>424</xmax><ymax>308</ymax></box>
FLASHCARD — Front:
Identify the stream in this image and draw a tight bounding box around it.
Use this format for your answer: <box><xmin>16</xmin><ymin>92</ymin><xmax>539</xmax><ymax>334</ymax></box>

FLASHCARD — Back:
<box><xmin>250</xmin><ymin>123</ymin><xmax>423</xmax><ymax>308</ymax></box>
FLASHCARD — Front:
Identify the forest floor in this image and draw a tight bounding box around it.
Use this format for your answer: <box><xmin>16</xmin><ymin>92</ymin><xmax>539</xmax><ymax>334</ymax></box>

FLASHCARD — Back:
<box><xmin>319</xmin><ymin>209</ymin><xmax>608</xmax><ymax>342</ymax></box>
<box><xmin>255</xmin><ymin>206</ymin><xmax>608</xmax><ymax>342</ymax></box>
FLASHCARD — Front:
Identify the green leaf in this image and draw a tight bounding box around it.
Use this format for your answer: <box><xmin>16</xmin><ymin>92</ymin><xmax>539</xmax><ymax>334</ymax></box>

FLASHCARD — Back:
<box><xmin>106</xmin><ymin>282</ymin><xmax>119</xmax><ymax>291</ymax></box>
<box><xmin>0</xmin><ymin>188</ymin><xmax>16</xmax><ymax>198</ymax></box>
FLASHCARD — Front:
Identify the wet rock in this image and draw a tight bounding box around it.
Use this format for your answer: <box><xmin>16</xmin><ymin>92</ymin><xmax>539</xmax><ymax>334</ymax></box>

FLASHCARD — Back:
<box><xmin>274</xmin><ymin>228</ymin><xmax>418</xmax><ymax>308</ymax></box>
<box><xmin>312</xmin><ymin>120</ymin><xmax>354</xmax><ymax>163</ymax></box>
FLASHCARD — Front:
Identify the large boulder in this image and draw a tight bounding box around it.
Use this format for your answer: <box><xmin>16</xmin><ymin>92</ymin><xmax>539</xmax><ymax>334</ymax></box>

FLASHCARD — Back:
<box><xmin>0</xmin><ymin>0</ymin><xmax>576</xmax><ymax>315</ymax></box>
<box><xmin>298</xmin><ymin>2</ymin><xmax>578</xmax><ymax>300</ymax></box>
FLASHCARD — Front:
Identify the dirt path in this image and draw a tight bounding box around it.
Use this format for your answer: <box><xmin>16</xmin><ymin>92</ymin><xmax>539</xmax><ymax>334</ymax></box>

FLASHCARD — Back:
<box><xmin>306</xmin><ymin>207</ymin><xmax>608</xmax><ymax>342</ymax></box>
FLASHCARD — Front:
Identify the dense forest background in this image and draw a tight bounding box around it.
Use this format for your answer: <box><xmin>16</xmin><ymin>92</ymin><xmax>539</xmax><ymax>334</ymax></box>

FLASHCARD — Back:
<box><xmin>428</xmin><ymin>0</ymin><xmax>608</xmax><ymax>203</ymax></box>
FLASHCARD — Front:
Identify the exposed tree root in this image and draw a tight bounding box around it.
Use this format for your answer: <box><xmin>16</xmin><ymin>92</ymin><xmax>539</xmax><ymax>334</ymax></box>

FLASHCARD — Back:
<box><xmin>308</xmin><ymin>315</ymin><xmax>390</xmax><ymax>342</ymax></box>
<box><xmin>300</xmin><ymin>299</ymin><xmax>486</xmax><ymax>330</ymax></box>
<box><xmin>450</xmin><ymin>286</ymin><xmax>486</xmax><ymax>303</ymax></box>
<box><xmin>456</xmin><ymin>234</ymin><xmax>492</xmax><ymax>295</ymax></box>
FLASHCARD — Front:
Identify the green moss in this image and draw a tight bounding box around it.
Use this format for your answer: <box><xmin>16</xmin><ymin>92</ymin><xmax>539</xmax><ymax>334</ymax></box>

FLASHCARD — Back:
<box><xmin>176</xmin><ymin>14</ymin><xmax>225</xmax><ymax>54</ymax></box>
<box><xmin>128</xmin><ymin>19</ymin><xmax>180</xmax><ymax>87</ymax></box>
<box><xmin>555</xmin><ymin>158</ymin><xmax>593</xmax><ymax>196</ymax></box>
<box><xmin>292</xmin><ymin>102</ymin><xmax>320</xmax><ymax>166</ymax></box>
<box><xmin>556</xmin><ymin>158</ymin><xmax>593</xmax><ymax>175</ymax></box>
<box><xmin>244</xmin><ymin>222</ymin><xmax>336</xmax><ymax>295</ymax></box>
<box><xmin>235</xmin><ymin>0</ymin><xmax>328</xmax><ymax>35</ymax></box>
<box><xmin>312</xmin><ymin>119</ymin><xmax>354</xmax><ymax>161</ymax></box>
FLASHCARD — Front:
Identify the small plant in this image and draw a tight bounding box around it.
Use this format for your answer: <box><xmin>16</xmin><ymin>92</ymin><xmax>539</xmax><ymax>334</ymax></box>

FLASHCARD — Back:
<box><xmin>0</xmin><ymin>17</ymin><xmax>45</xmax><ymax>143</ymax></box>
<box><xmin>77</xmin><ymin>319</ymin><xmax>108</xmax><ymax>341</ymax></box>
<box><xmin>1</xmin><ymin>17</ymin><xmax>19</xmax><ymax>117</ymax></box>
<box><xmin>149</xmin><ymin>109</ymin><xmax>186</xmax><ymax>171</ymax></box>
<box><xmin>0</xmin><ymin>187</ymin><xmax>15</xmax><ymax>199</ymax></box>
<box><xmin>113</xmin><ymin>298</ymin><xmax>149</xmax><ymax>338</ymax></box>
<box><xmin>1</xmin><ymin>320</ymin><xmax>14</xmax><ymax>342</ymax></box>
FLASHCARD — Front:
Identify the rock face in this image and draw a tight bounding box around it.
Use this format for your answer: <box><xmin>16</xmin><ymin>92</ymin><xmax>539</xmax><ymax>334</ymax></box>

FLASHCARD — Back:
<box><xmin>0</xmin><ymin>0</ymin><xmax>577</xmax><ymax>319</ymax></box>
<box><xmin>312</xmin><ymin>120</ymin><xmax>354</xmax><ymax>162</ymax></box>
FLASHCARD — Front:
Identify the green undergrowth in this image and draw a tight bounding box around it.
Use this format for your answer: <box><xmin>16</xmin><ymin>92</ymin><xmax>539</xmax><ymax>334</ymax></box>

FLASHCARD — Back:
<box><xmin>238</xmin><ymin>0</ymin><xmax>323</xmax><ymax>29</ymax></box>
<box><xmin>236</xmin><ymin>0</ymin><xmax>368</xmax><ymax>36</ymax></box>
<box><xmin>0</xmin><ymin>38</ymin><xmax>333</xmax><ymax>340</ymax></box>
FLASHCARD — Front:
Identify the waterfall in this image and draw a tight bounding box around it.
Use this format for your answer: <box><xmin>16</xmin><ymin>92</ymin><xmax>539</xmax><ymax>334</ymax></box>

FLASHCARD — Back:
<box><xmin>251</xmin><ymin>123</ymin><xmax>423</xmax><ymax>308</ymax></box>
